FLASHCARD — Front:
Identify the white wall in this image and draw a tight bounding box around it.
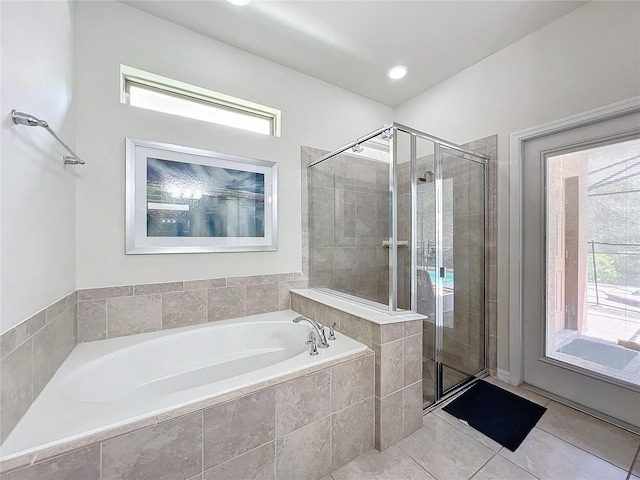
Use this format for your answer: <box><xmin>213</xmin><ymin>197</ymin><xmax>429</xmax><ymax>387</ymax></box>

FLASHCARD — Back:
<box><xmin>74</xmin><ymin>1</ymin><xmax>392</xmax><ymax>289</ymax></box>
<box><xmin>0</xmin><ymin>1</ymin><xmax>76</xmax><ymax>333</ymax></box>
<box><xmin>396</xmin><ymin>1</ymin><xmax>640</xmax><ymax>372</ymax></box>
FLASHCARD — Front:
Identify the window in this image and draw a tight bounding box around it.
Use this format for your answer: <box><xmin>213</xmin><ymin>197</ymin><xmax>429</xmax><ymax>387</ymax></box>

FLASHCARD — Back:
<box><xmin>120</xmin><ymin>65</ymin><xmax>281</xmax><ymax>136</ymax></box>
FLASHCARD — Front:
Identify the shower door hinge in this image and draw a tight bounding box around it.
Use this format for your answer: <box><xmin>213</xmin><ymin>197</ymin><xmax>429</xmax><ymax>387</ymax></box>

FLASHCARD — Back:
<box><xmin>440</xmin><ymin>267</ymin><xmax>446</xmax><ymax>278</ymax></box>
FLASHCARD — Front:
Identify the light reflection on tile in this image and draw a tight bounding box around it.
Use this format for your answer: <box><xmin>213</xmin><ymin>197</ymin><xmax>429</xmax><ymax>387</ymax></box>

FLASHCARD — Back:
<box><xmin>499</xmin><ymin>428</ymin><xmax>628</xmax><ymax>480</ymax></box>
<box><xmin>536</xmin><ymin>401</ymin><xmax>640</xmax><ymax>471</ymax></box>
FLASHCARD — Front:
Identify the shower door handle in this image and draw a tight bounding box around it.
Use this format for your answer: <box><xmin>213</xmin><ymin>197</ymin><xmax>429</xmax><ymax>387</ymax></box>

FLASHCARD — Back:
<box><xmin>382</xmin><ymin>240</ymin><xmax>409</xmax><ymax>247</ymax></box>
<box><xmin>439</xmin><ymin>267</ymin><xmax>447</xmax><ymax>278</ymax></box>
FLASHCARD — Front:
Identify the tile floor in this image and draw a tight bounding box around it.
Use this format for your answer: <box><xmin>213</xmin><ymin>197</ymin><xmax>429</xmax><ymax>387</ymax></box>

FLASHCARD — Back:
<box><xmin>325</xmin><ymin>377</ymin><xmax>640</xmax><ymax>480</ymax></box>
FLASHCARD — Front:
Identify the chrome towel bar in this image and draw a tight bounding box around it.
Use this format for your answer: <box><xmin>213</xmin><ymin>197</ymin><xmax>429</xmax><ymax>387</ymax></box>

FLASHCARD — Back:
<box><xmin>11</xmin><ymin>110</ymin><xmax>85</xmax><ymax>165</ymax></box>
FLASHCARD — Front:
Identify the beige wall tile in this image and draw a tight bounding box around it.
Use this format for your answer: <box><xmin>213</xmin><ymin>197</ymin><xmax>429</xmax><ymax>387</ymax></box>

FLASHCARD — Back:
<box><xmin>227</xmin><ymin>275</ymin><xmax>263</xmax><ymax>286</ymax></box>
<box><xmin>106</xmin><ymin>295</ymin><xmax>161</xmax><ymax>338</ymax></box>
<box><xmin>134</xmin><ymin>282</ymin><xmax>183</xmax><ymax>296</ymax></box>
<box><xmin>279</xmin><ymin>280</ymin><xmax>308</xmax><ymax>310</ymax></box>
<box><xmin>245</xmin><ymin>283</ymin><xmax>280</xmax><ymax>316</ymax></box>
<box><xmin>0</xmin><ymin>339</ymin><xmax>32</xmax><ymax>443</ymax></box>
<box><xmin>372</xmin><ymin>323</ymin><xmax>404</xmax><ymax>345</ymax></box>
<box><xmin>340</xmin><ymin>315</ymin><xmax>372</xmax><ymax>348</ymax></box>
<box><xmin>208</xmin><ymin>286</ymin><xmax>246</xmax><ymax>322</ymax></box>
<box><xmin>403</xmin><ymin>381</ymin><xmax>423</xmax><ymax>438</ymax></box>
<box><xmin>0</xmin><ymin>445</ymin><xmax>100</xmax><ymax>480</ymax></box>
<box><xmin>78</xmin><ymin>286</ymin><xmax>133</xmax><ymax>301</ymax></box>
<box><xmin>203</xmin><ymin>442</ymin><xmax>274</xmax><ymax>480</ymax></box>
<box><xmin>403</xmin><ymin>334</ymin><xmax>422</xmax><ymax>387</ymax></box>
<box><xmin>32</xmin><ymin>306</ymin><xmax>76</xmax><ymax>397</ymax></box>
<box><xmin>263</xmin><ymin>272</ymin><xmax>306</xmax><ymax>284</ymax></box>
<box><xmin>15</xmin><ymin>311</ymin><xmax>46</xmax><ymax>346</ymax></box>
<box><xmin>290</xmin><ymin>293</ymin><xmax>317</xmax><ymax>319</ymax></box>
<box><xmin>373</xmin><ymin>340</ymin><xmax>403</xmax><ymax>398</ymax></box>
<box><xmin>275</xmin><ymin>369</ymin><xmax>331</xmax><ymax>437</ymax></box>
<box><xmin>162</xmin><ymin>290</ymin><xmax>207</xmax><ymax>329</ymax></box>
<box><xmin>275</xmin><ymin>418</ymin><xmax>332</xmax><ymax>480</ymax></box>
<box><xmin>315</xmin><ymin>304</ymin><xmax>344</xmax><ymax>332</ymax></box>
<box><xmin>331</xmin><ymin>398</ymin><xmax>374</xmax><ymax>471</ymax></box>
<box><xmin>77</xmin><ymin>300</ymin><xmax>107</xmax><ymax>342</ymax></box>
<box><xmin>331</xmin><ymin>354</ymin><xmax>374</xmax><ymax>413</ymax></box>
<box><xmin>102</xmin><ymin>412</ymin><xmax>202</xmax><ymax>480</ymax></box>
<box><xmin>45</xmin><ymin>291</ymin><xmax>77</xmax><ymax>323</ymax></box>
<box><xmin>183</xmin><ymin>278</ymin><xmax>226</xmax><ymax>291</ymax></box>
<box><xmin>375</xmin><ymin>390</ymin><xmax>403</xmax><ymax>451</ymax></box>
<box><xmin>203</xmin><ymin>388</ymin><xmax>275</xmax><ymax>469</ymax></box>
<box><xmin>404</xmin><ymin>320</ymin><xmax>422</xmax><ymax>337</ymax></box>
<box><xmin>0</xmin><ymin>328</ymin><xmax>17</xmax><ymax>360</ymax></box>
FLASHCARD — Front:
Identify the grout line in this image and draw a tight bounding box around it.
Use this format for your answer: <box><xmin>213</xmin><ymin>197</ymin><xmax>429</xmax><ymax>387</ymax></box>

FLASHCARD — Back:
<box><xmin>468</xmin><ymin>451</ymin><xmax>498</xmax><ymax>479</ymax></box>
<box><xmin>626</xmin><ymin>444</ymin><xmax>640</xmax><ymax>480</ymax></box>
<box><xmin>396</xmin><ymin>440</ymin><xmax>438</xmax><ymax>478</ymax></box>
<box><xmin>536</xmin><ymin>424</ymin><xmax>637</xmax><ymax>473</ymax></box>
<box><xmin>201</xmin><ymin>410</ymin><xmax>204</xmax><ymax>476</ymax></box>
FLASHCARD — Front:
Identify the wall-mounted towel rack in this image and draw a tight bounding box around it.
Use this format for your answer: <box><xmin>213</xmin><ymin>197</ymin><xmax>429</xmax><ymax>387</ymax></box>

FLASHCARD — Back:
<box><xmin>11</xmin><ymin>110</ymin><xmax>85</xmax><ymax>165</ymax></box>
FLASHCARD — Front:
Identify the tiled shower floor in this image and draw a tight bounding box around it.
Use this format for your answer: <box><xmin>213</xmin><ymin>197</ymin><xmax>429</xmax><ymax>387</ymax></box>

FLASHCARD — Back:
<box><xmin>325</xmin><ymin>377</ymin><xmax>640</xmax><ymax>480</ymax></box>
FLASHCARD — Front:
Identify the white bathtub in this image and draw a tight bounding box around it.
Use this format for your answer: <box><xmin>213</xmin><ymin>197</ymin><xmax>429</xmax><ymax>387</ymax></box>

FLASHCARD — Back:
<box><xmin>0</xmin><ymin>310</ymin><xmax>366</xmax><ymax>462</ymax></box>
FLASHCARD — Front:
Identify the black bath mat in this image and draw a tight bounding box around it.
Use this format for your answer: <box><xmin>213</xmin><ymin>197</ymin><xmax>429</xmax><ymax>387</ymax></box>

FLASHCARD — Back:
<box><xmin>442</xmin><ymin>380</ymin><xmax>546</xmax><ymax>451</ymax></box>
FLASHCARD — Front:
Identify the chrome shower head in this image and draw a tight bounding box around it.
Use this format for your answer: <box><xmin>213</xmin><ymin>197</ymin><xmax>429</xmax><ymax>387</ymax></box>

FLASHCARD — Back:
<box><xmin>419</xmin><ymin>170</ymin><xmax>434</xmax><ymax>182</ymax></box>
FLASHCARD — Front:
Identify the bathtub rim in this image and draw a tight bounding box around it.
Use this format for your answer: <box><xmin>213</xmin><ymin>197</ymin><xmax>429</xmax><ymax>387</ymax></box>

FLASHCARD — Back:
<box><xmin>0</xmin><ymin>311</ymin><xmax>369</xmax><ymax>473</ymax></box>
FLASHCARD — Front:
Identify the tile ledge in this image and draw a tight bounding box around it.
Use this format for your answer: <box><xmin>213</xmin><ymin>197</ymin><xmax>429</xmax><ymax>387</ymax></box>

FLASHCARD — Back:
<box><xmin>291</xmin><ymin>289</ymin><xmax>427</xmax><ymax>325</ymax></box>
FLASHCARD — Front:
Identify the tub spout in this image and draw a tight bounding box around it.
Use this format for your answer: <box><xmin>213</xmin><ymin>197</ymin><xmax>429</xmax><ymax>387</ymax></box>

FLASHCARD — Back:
<box><xmin>293</xmin><ymin>315</ymin><xmax>329</xmax><ymax>348</ymax></box>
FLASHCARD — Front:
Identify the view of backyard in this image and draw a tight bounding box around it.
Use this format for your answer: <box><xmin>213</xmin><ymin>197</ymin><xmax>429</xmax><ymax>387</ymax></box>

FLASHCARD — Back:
<box><xmin>547</xmin><ymin>138</ymin><xmax>640</xmax><ymax>388</ymax></box>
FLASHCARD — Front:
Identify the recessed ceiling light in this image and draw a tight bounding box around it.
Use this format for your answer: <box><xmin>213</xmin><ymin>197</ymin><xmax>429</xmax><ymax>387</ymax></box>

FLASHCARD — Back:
<box><xmin>227</xmin><ymin>0</ymin><xmax>251</xmax><ymax>5</ymax></box>
<box><xmin>387</xmin><ymin>65</ymin><xmax>409</xmax><ymax>80</ymax></box>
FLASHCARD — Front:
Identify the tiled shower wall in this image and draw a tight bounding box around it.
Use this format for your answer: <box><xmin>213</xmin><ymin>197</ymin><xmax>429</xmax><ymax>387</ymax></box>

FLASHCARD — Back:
<box><xmin>306</xmin><ymin>151</ymin><xmax>390</xmax><ymax>305</ymax></box>
<box><xmin>0</xmin><ymin>272</ymin><xmax>308</xmax><ymax>444</ymax></box>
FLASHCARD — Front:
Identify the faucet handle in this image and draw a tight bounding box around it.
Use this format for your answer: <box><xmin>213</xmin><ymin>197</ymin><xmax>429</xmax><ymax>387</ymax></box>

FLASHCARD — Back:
<box><xmin>306</xmin><ymin>331</ymin><xmax>317</xmax><ymax>345</ymax></box>
<box><xmin>309</xmin><ymin>341</ymin><xmax>319</xmax><ymax>356</ymax></box>
<box><xmin>328</xmin><ymin>323</ymin><xmax>337</xmax><ymax>340</ymax></box>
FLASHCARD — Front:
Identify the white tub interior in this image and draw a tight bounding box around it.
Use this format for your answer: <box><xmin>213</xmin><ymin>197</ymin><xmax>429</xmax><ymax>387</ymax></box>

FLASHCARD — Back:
<box><xmin>0</xmin><ymin>310</ymin><xmax>367</xmax><ymax>461</ymax></box>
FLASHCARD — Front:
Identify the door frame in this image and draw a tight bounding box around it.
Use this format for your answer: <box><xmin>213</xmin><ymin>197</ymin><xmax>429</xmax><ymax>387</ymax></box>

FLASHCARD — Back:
<box><xmin>508</xmin><ymin>96</ymin><xmax>640</xmax><ymax>386</ymax></box>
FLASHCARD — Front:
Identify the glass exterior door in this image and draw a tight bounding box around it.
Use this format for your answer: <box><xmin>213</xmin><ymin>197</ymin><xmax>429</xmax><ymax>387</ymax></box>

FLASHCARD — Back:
<box><xmin>522</xmin><ymin>111</ymin><xmax>640</xmax><ymax>429</ymax></box>
<box><xmin>545</xmin><ymin>138</ymin><xmax>640</xmax><ymax>389</ymax></box>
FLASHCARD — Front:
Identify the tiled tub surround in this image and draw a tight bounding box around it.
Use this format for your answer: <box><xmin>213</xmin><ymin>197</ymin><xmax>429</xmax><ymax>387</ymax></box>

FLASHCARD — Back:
<box><xmin>0</xmin><ymin>291</ymin><xmax>77</xmax><ymax>444</ymax></box>
<box><xmin>0</xmin><ymin>273</ymin><xmax>307</xmax><ymax>453</ymax></box>
<box><xmin>76</xmin><ymin>272</ymin><xmax>308</xmax><ymax>342</ymax></box>
<box><xmin>291</xmin><ymin>289</ymin><xmax>424</xmax><ymax>451</ymax></box>
<box><xmin>0</xmin><ymin>326</ymin><xmax>374</xmax><ymax>479</ymax></box>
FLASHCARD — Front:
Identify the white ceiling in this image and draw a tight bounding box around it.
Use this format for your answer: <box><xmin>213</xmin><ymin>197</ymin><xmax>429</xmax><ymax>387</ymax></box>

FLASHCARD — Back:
<box><xmin>123</xmin><ymin>0</ymin><xmax>586</xmax><ymax>107</ymax></box>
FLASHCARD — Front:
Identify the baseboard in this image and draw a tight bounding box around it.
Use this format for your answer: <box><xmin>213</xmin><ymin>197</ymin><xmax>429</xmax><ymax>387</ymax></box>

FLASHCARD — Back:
<box><xmin>496</xmin><ymin>368</ymin><xmax>510</xmax><ymax>383</ymax></box>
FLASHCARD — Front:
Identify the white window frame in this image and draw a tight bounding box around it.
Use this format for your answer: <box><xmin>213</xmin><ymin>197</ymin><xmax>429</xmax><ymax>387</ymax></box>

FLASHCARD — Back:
<box><xmin>120</xmin><ymin>65</ymin><xmax>281</xmax><ymax>137</ymax></box>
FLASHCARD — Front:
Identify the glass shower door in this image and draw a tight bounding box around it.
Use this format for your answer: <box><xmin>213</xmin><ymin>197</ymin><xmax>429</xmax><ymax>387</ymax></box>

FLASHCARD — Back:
<box><xmin>439</xmin><ymin>147</ymin><xmax>486</xmax><ymax>394</ymax></box>
<box><xmin>416</xmin><ymin>136</ymin><xmax>436</xmax><ymax>407</ymax></box>
<box><xmin>419</xmin><ymin>141</ymin><xmax>487</xmax><ymax>408</ymax></box>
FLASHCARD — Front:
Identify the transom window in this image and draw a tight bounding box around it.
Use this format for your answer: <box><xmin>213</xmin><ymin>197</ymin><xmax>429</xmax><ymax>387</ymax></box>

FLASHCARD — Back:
<box><xmin>120</xmin><ymin>65</ymin><xmax>281</xmax><ymax>136</ymax></box>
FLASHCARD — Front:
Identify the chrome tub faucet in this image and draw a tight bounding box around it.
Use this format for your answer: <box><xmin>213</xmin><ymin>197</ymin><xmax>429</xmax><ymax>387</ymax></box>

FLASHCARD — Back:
<box><xmin>293</xmin><ymin>315</ymin><xmax>330</xmax><ymax>350</ymax></box>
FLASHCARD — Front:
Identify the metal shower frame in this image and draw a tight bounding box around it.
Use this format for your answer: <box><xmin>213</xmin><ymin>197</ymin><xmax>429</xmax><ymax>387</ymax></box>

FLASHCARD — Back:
<box><xmin>308</xmin><ymin>122</ymin><xmax>490</xmax><ymax>407</ymax></box>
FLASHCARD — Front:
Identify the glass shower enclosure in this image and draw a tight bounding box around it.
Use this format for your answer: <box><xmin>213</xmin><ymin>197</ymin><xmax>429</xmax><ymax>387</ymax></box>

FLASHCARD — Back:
<box><xmin>307</xmin><ymin>123</ymin><xmax>488</xmax><ymax>408</ymax></box>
